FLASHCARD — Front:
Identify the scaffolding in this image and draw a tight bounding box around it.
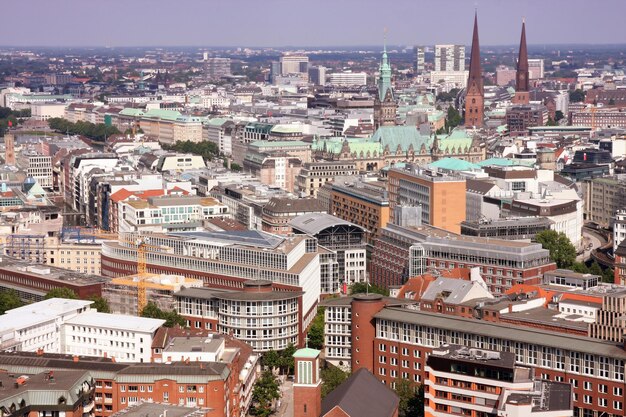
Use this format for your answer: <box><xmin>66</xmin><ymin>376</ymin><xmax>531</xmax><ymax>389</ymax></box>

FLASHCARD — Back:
<box><xmin>5</xmin><ymin>234</ymin><xmax>46</xmax><ymax>263</ymax></box>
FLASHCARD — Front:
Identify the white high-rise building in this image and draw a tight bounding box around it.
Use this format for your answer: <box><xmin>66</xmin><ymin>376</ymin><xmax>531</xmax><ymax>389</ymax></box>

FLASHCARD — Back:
<box><xmin>415</xmin><ymin>46</ymin><xmax>425</xmax><ymax>74</ymax></box>
<box><xmin>434</xmin><ymin>44</ymin><xmax>465</xmax><ymax>71</ymax></box>
<box><xmin>280</xmin><ymin>55</ymin><xmax>309</xmax><ymax>80</ymax></box>
<box><xmin>328</xmin><ymin>72</ymin><xmax>367</xmax><ymax>86</ymax></box>
<box><xmin>528</xmin><ymin>58</ymin><xmax>545</xmax><ymax>79</ymax></box>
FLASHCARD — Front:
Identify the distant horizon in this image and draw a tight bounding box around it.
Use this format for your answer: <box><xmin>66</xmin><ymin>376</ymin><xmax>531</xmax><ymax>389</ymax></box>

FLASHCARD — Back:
<box><xmin>1</xmin><ymin>43</ymin><xmax>625</xmax><ymax>50</ymax></box>
<box><xmin>2</xmin><ymin>0</ymin><xmax>625</xmax><ymax>48</ymax></box>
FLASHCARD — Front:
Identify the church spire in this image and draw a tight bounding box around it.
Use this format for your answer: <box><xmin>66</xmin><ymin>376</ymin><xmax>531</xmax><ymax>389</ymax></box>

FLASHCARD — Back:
<box><xmin>378</xmin><ymin>28</ymin><xmax>392</xmax><ymax>101</ymax></box>
<box><xmin>467</xmin><ymin>11</ymin><xmax>483</xmax><ymax>96</ymax></box>
<box><xmin>464</xmin><ymin>10</ymin><xmax>484</xmax><ymax>128</ymax></box>
<box><xmin>513</xmin><ymin>19</ymin><xmax>530</xmax><ymax>104</ymax></box>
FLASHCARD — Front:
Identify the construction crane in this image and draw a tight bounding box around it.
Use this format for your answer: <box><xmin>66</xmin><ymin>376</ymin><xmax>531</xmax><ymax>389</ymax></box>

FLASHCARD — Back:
<box><xmin>135</xmin><ymin>236</ymin><xmax>149</xmax><ymax>313</ymax></box>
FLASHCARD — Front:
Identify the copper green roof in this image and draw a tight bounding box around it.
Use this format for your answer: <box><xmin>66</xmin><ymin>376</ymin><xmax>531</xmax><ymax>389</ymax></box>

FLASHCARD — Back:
<box><xmin>436</xmin><ymin>129</ymin><xmax>474</xmax><ymax>153</ymax></box>
<box><xmin>429</xmin><ymin>157</ymin><xmax>480</xmax><ymax>171</ymax></box>
<box><xmin>477</xmin><ymin>157</ymin><xmax>535</xmax><ymax>167</ymax></box>
<box><xmin>371</xmin><ymin>126</ymin><xmax>433</xmax><ymax>153</ymax></box>
<box><xmin>293</xmin><ymin>348</ymin><xmax>320</xmax><ymax>358</ymax></box>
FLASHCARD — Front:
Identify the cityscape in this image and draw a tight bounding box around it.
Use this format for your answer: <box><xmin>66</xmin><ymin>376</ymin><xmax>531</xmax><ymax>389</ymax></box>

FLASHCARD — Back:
<box><xmin>1</xmin><ymin>1</ymin><xmax>626</xmax><ymax>417</ymax></box>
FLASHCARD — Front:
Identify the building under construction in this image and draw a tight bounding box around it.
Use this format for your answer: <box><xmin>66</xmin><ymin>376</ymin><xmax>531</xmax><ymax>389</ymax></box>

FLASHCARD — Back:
<box><xmin>104</xmin><ymin>273</ymin><xmax>203</xmax><ymax>316</ymax></box>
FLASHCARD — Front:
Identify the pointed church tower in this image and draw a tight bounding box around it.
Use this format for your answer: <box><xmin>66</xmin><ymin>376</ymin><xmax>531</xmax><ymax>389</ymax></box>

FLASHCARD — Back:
<box><xmin>374</xmin><ymin>33</ymin><xmax>397</xmax><ymax>130</ymax></box>
<box><xmin>512</xmin><ymin>20</ymin><xmax>530</xmax><ymax>105</ymax></box>
<box><xmin>464</xmin><ymin>12</ymin><xmax>484</xmax><ymax>128</ymax></box>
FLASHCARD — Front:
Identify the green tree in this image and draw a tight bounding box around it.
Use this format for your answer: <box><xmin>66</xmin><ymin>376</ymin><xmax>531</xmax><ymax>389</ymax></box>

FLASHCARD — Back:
<box><xmin>571</xmin><ymin>262</ymin><xmax>589</xmax><ymax>273</ymax></box>
<box><xmin>602</xmin><ymin>267</ymin><xmax>615</xmax><ymax>283</ymax></box>
<box><xmin>45</xmin><ymin>287</ymin><xmax>78</xmax><ymax>300</ymax></box>
<box><xmin>164</xmin><ymin>140</ymin><xmax>220</xmax><ymax>160</ymax></box>
<box><xmin>589</xmin><ymin>261</ymin><xmax>603</xmax><ymax>276</ymax></box>
<box><xmin>140</xmin><ymin>301</ymin><xmax>186</xmax><ymax>327</ymax></box>
<box><xmin>307</xmin><ymin>307</ymin><xmax>325</xmax><ymax>350</ymax></box>
<box><xmin>555</xmin><ymin>110</ymin><xmax>564</xmax><ymax>122</ymax></box>
<box><xmin>535</xmin><ymin>230</ymin><xmax>577</xmax><ymax>269</ymax></box>
<box><xmin>393</xmin><ymin>379</ymin><xmax>424</xmax><ymax>417</ymax></box>
<box><xmin>321</xmin><ymin>366</ymin><xmax>349</xmax><ymax>397</ymax></box>
<box><xmin>0</xmin><ymin>289</ymin><xmax>24</xmax><ymax>314</ymax></box>
<box><xmin>569</xmin><ymin>89</ymin><xmax>586</xmax><ymax>103</ymax></box>
<box><xmin>278</xmin><ymin>343</ymin><xmax>297</xmax><ymax>375</ymax></box>
<box><xmin>350</xmin><ymin>282</ymin><xmax>389</xmax><ymax>296</ymax></box>
<box><xmin>546</xmin><ymin>117</ymin><xmax>557</xmax><ymax>126</ymax></box>
<box><xmin>445</xmin><ymin>105</ymin><xmax>462</xmax><ymax>131</ymax></box>
<box><xmin>89</xmin><ymin>296</ymin><xmax>111</xmax><ymax>313</ymax></box>
<box><xmin>250</xmin><ymin>370</ymin><xmax>280</xmax><ymax>417</ymax></box>
<box><xmin>261</xmin><ymin>349</ymin><xmax>280</xmax><ymax>370</ymax></box>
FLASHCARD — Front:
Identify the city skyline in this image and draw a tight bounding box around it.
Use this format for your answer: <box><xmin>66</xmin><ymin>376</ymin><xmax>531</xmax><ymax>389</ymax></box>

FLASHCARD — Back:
<box><xmin>2</xmin><ymin>0</ymin><xmax>625</xmax><ymax>47</ymax></box>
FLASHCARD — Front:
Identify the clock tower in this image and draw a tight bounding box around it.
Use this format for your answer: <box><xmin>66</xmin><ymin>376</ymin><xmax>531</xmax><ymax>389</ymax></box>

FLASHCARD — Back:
<box><xmin>512</xmin><ymin>20</ymin><xmax>530</xmax><ymax>105</ymax></box>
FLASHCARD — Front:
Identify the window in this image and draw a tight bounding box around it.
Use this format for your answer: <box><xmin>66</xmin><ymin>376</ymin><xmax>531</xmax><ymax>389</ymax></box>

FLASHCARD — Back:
<box><xmin>598</xmin><ymin>398</ymin><xmax>607</xmax><ymax>408</ymax></box>
<box><xmin>614</xmin><ymin>401</ymin><xmax>623</xmax><ymax>411</ymax></box>
<box><xmin>614</xmin><ymin>387</ymin><xmax>622</xmax><ymax>396</ymax></box>
<box><xmin>583</xmin><ymin>381</ymin><xmax>592</xmax><ymax>391</ymax></box>
<box><xmin>583</xmin><ymin>395</ymin><xmax>592</xmax><ymax>405</ymax></box>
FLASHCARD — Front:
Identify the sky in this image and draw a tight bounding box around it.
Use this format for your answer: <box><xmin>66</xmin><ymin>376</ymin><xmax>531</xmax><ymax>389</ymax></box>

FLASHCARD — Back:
<box><xmin>1</xmin><ymin>0</ymin><xmax>625</xmax><ymax>48</ymax></box>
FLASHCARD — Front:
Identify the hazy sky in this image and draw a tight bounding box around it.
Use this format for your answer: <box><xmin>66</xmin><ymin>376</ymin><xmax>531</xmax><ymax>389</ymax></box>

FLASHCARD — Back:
<box><xmin>2</xmin><ymin>0</ymin><xmax>624</xmax><ymax>47</ymax></box>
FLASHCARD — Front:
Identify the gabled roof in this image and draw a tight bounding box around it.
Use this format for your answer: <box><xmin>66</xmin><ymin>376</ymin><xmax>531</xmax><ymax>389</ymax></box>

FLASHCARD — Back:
<box><xmin>429</xmin><ymin>157</ymin><xmax>480</xmax><ymax>171</ymax></box>
<box><xmin>321</xmin><ymin>368</ymin><xmax>399</xmax><ymax>417</ymax></box>
<box><xmin>371</xmin><ymin>125</ymin><xmax>433</xmax><ymax>153</ymax></box>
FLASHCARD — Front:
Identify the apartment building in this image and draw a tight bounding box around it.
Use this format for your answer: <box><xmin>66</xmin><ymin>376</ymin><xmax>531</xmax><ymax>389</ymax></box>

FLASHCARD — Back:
<box><xmin>295</xmin><ymin>161</ymin><xmax>357</xmax><ymax>198</ymax></box>
<box><xmin>435</xmin><ymin>44</ymin><xmax>465</xmax><ymax>71</ymax></box>
<box><xmin>387</xmin><ymin>166</ymin><xmax>466</xmax><ymax>234</ymax></box>
<box><xmin>328</xmin><ymin>72</ymin><xmax>367</xmax><ymax>86</ymax></box>
<box><xmin>117</xmin><ymin>108</ymin><xmax>204</xmax><ymax>145</ymax></box>
<box><xmin>425</xmin><ymin>345</ymin><xmax>573</xmax><ymax>417</ymax></box>
<box><xmin>175</xmin><ymin>280</ymin><xmax>304</xmax><ymax>351</ymax></box>
<box><xmin>101</xmin><ymin>230</ymin><xmax>322</xmax><ymax>326</ymax></box>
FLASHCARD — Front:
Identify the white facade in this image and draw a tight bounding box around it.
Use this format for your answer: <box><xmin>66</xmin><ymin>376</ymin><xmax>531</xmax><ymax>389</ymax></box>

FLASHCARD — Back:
<box><xmin>324</xmin><ymin>304</ymin><xmax>352</xmax><ymax>370</ymax></box>
<box><xmin>27</xmin><ymin>155</ymin><xmax>53</xmax><ymax>189</ymax></box>
<box><xmin>614</xmin><ymin>210</ymin><xmax>626</xmax><ymax>253</ymax></box>
<box><xmin>528</xmin><ymin>58</ymin><xmax>545</xmax><ymax>79</ymax></box>
<box><xmin>429</xmin><ymin>70</ymin><xmax>469</xmax><ymax>91</ymax></box>
<box><xmin>30</xmin><ymin>103</ymin><xmax>67</xmax><ymax>121</ymax></box>
<box><xmin>62</xmin><ymin>311</ymin><xmax>164</xmax><ymax>363</ymax></box>
<box><xmin>343</xmin><ymin>248</ymin><xmax>367</xmax><ymax>284</ymax></box>
<box><xmin>328</xmin><ymin>72</ymin><xmax>367</xmax><ymax>87</ymax></box>
<box><xmin>156</xmin><ymin>154</ymin><xmax>206</xmax><ymax>171</ymax></box>
<box><xmin>0</xmin><ymin>299</ymin><xmax>92</xmax><ymax>353</ymax></box>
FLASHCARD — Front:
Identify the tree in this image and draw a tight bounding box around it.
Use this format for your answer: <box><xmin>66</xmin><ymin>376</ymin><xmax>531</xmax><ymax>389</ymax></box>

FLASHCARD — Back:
<box><xmin>445</xmin><ymin>105</ymin><xmax>462</xmax><ymax>132</ymax></box>
<box><xmin>393</xmin><ymin>378</ymin><xmax>424</xmax><ymax>417</ymax></box>
<box><xmin>89</xmin><ymin>296</ymin><xmax>111</xmax><ymax>313</ymax></box>
<box><xmin>278</xmin><ymin>343</ymin><xmax>296</xmax><ymax>375</ymax></box>
<box><xmin>261</xmin><ymin>349</ymin><xmax>280</xmax><ymax>370</ymax></box>
<box><xmin>350</xmin><ymin>282</ymin><xmax>389</xmax><ymax>296</ymax></box>
<box><xmin>555</xmin><ymin>110</ymin><xmax>564</xmax><ymax>122</ymax></box>
<box><xmin>545</xmin><ymin>117</ymin><xmax>557</xmax><ymax>126</ymax></box>
<box><xmin>307</xmin><ymin>308</ymin><xmax>325</xmax><ymax>350</ymax></box>
<box><xmin>0</xmin><ymin>289</ymin><xmax>24</xmax><ymax>314</ymax></box>
<box><xmin>569</xmin><ymin>89</ymin><xmax>586</xmax><ymax>103</ymax></box>
<box><xmin>140</xmin><ymin>301</ymin><xmax>186</xmax><ymax>327</ymax></box>
<box><xmin>321</xmin><ymin>366</ymin><xmax>349</xmax><ymax>397</ymax></box>
<box><xmin>45</xmin><ymin>287</ymin><xmax>78</xmax><ymax>300</ymax></box>
<box><xmin>250</xmin><ymin>370</ymin><xmax>280</xmax><ymax>417</ymax></box>
<box><xmin>535</xmin><ymin>230</ymin><xmax>577</xmax><ymax>269</ymax></box>
<box><xmin>602</xmin><ymin>267</ymin><xmax>615</xmax><ymax>283</ymax></box>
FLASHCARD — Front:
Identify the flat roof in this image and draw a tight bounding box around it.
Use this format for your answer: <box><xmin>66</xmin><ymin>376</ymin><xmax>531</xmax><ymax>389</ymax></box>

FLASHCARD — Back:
<box><xmin>165</xmin><ymin>336</ymin><xmax>224</xmax><ymax>354</ymax></box>
<box><xmin>111</xmin><ymin>402</ymin><xmax>212</xmax><ymax>417</ymax></box>
<box><xmin>65</xmin><ymin>311</ymin><xmax>164</xmax><ymax>333</ymax></box>
<box><xmin>375</xmin><ymin>307</ymin><xmax>626</xmax><ymax>359</ymax></box>
<box><xmin>169</xmin><ymin>230</ymin><xmax>284</xmax><ymax>249</ymax></box>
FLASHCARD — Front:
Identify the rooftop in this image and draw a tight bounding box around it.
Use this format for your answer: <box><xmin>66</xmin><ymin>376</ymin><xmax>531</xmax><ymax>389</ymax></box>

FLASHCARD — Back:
<box><xmin>289</xmin><ymin>212</ymin><xmax>364</xmax><ymax>235</ymax></box>
<box><xmin>64</xmin><ymin>311</ymin><xmax>165</xmax><ymax>332</ymax></box>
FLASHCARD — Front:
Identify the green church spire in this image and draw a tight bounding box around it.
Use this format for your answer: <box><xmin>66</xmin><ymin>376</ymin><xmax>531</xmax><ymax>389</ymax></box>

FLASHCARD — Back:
<box><xmin>378</xmin><ymin>28</ymin><xmax>392</xmax><ymax>101</ymax></box>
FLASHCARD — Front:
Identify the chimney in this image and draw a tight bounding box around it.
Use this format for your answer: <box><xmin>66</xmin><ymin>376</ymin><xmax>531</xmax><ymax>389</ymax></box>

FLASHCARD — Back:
<box><xmin>73</xmin><ymin>355</ymin><xmax>79</xmax><ymax>363</ymax></box>
<box><xmin>36</xmin><ymin>348</ymin><xmax>44</xmax><ymax>356</ymax></box>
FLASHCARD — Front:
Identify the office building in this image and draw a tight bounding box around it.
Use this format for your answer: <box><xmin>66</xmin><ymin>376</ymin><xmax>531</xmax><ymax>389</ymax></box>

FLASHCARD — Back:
<box><xmin>26</xmin><ymin>155</ymin><xmax>53</xmax><ymax>189</ymax></box>
<box><xmin>261</xmin><ymin>197</ymin><xmax>327</xmax><ymax>235</ymax></box>
<box><xmin>415</xmin><ymin>45</ymin><xmax>425</xmax><ymax>74</ymax></box>
<box><xmin>425</xmin><ymin>345</ymin><xmax>573</xmax><ymax>417</ymax></box>
<box><xmin>328</xmin><ymin>72</ymin><xmax>367</xmax><ymax>86</ymax></box>
<box><xmin>348</xmin><ymin>297</ymin><xmax>626</xmax><ymax>417</ymax></box>
<box><xmin>308</xmin><ymin>65</ymin><xmax>326</xmax><ymax>85</ymax></box>
<box><xmin>370</xmin><ymin>223</ymin><xmax>555</xmax><ymax>290</ymax></box>
<box><xmin>506</xmin><ymin>105</ymin><xmax>549</xmax><ymax>136</ymax></box>
<box><xmin>101</xmin><ymin>230</ymin><xmax>323</xmax><ymax>326</ymax></box>
<box><xmin>291</xmin><ymin>213</ymin><xmax>367</xmax><ymax>287</ymax></box>
<box><xmin>175</xmin><ymin>280</ymin><xmax>304</xmax><ymax>351</ymax></box>
<box><xmin>435</xmin><ymin>44</ymin><xmax>465</xmax><ymax>71</ymax></box>
<box><xmin>330</xmin><ymin>180</ymin><xmax>390</xmax><ymax>248</ymax></box>
<box><xmin>295</xmin><ymin>161</ymin><xmax>358</xmax><ymax>198</ymax></box>
<box><xmin>280</xmin><ymin>54</ymin><xmax>309</xmax><ymax>80</ymax></box>
<box><xmin>387</xmin><ymin>165</ymin><xmax>467</xmax><ymax>234</ymax></box>
<box><xmin>528</xmin><ymin>58</ymin><xmax>545</xmax><ymax>79</ymax></box>
<box><xmin>582</xmin><ymin>176</ymin><xmax>626</xmax><ymax>228</ymax></box>
<box><xmin>204</xmin><ymin>57</ymin><xmax>231</xmax><ymax>80</ymax></box>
